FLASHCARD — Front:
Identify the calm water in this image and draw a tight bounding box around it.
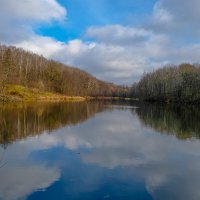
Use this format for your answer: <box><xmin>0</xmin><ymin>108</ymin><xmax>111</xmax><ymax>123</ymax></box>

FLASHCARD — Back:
<box><xmin>0</xmin><ymin>101</ymin><xmax>200</xmax><ymax>200</ymax></box>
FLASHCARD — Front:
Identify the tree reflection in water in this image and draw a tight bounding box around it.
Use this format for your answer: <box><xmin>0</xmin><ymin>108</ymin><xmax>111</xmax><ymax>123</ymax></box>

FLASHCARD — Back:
<box><xmin>136</xmin><ymin>103</ymin><xmax>200</xmax><ymax>140</ymax></box>
<box><xmin>0</xmin><ymin>101</ymin><xmax>105</xmax><ymax>146</ymax></box>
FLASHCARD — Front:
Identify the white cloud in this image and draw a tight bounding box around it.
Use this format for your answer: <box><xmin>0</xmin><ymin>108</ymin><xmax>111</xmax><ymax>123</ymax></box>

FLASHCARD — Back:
<box><xmin>15</xmin><ymin>35</ymin><xmax>65</xmax><ymax>58</ymax></box>
<box><xmin>23</xmin><ymin>22</ymin><xmax>197</xmax><ymax>85</ymax></box>
<box><xmin>0</xmin><ymin>0</ymin><xmax>66</xmax><ymax>22</ymax></box>
<box><xmin>153</xmin><ymin>4</ymin><xmax>173</xmax><ymax>24</ymax></box>
<box><xmin>151</xmin><ymin>1</ymin><xmax>173</xmax><ymax>28</ymax></box>
<box><xmin>0</xmin><ymin>0</ymin><xmax>67</xmax><ymax>44</ymax></box>
<box><xmin>35</xmin><ymin>27</ymin><xmax>169</xmax><ymax>84</ymax></box>
<box><xmin>1</xmin><ymin>0</ymin><xmax>200</xmax><ymax>84</ymax></box>
<box><xmin>150</xmin><ymin>0</ymin><xmax>200</xmax><ymax>36</ymax></box>
<box><xmin>87</xmin><ymin>25</ymin><xmax>151</xmax><ymax>46</ymax></box>
<box><xmin>158</xmin><ymin>0</ymin><xmax>200</xmax><ymax>24</ymax></box>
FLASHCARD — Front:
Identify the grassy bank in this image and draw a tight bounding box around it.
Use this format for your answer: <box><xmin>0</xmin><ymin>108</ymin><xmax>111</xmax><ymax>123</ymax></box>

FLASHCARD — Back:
<box><xmin>89</xmin><ymin>96</ymin><xmax>139</xmax><ymax>101</ymax></box>
<box><xmin>0</xmin><ymin>85</ymin><xmax>86</xmax><ymax>102</ymax></box>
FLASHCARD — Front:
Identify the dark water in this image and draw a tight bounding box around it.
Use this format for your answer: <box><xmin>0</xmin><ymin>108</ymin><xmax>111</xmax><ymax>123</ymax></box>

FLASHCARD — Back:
<box><xmin>0</xmin><ymin>101</ymin><xmax>200</xmax><ymax>200</ymax></box>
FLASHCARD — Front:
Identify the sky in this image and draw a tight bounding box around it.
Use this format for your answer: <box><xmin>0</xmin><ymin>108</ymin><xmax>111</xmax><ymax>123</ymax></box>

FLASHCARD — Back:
<box><xmin>0</xmin><ymin>0</ymin><xmax>200</xmax><ymax>85</ymax></box>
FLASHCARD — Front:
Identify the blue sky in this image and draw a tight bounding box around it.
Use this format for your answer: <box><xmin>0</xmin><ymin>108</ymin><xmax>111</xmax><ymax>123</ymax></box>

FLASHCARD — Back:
<box><xmin>37</xmin><ymin>0</ymin><xmax>156</xmax><ymax>42</ymax></box>
<box><xmin>0</xmin><ymin>0</ymin><xmax>200</xmax><ymax>85</ymax></box>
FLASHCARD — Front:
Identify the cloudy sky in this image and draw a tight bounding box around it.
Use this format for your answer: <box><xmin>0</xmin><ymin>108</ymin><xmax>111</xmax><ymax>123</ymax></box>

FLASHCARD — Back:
<box><xmin>0</xmin><ymin>0</ymin><xmax>200</xmax><ymax>84</ymax></box>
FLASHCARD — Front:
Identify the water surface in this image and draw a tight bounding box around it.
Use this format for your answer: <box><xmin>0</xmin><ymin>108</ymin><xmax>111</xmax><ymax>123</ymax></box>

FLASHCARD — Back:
<box><xmin>0</xmin><ymin>101</ymin><xmax>200</xmax><ymax>200</ymax></box>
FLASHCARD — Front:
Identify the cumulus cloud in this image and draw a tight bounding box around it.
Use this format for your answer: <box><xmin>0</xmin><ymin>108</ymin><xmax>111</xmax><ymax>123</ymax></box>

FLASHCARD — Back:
<box><xmin>44</xmin><ymin>28</ymin><xmax>171</xmax><ymax>84</ymax></box>
<box><xmin>15</xmin><ymin>35</ymin><xmax>65</xmax><ymax>58</ymax></box>
<box><xmin>87</xmin><ymin>25</ymin><xmax>151</xmax><ymax>46</ymax></box>
<box><xmin>157</xmin><ymin>0</ymin><xmax>200</xmax><ymax>26</ymax></box>
<box><xmin>150</xmin><ymin>0</ymin><xmax>200</xmax><ymax>36</ymax></box>
<box><xmin>1</xmin><ymin>0</ymin><xmax>200</xmax><ymax>84</ymax></box>
<box><xmin>0</xmin><ymin>0</ymin><xmax>66</xmax><ymax>22</ymax></box>
<box><xmin>0</xmin><ymin>0</ymin><xmax>67</xmax><ymax>44</ymax></box>
<box><xmin>52</xmin><ymin>39</ymin><xmax>147</xmax><ymax>83</ymax></box>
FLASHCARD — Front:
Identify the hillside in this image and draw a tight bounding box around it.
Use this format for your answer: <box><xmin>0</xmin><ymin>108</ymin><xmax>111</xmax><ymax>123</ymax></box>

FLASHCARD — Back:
<box><xmin>130</xmin><ymin>64</ymin><xmax>200</xmax><ymax>103</ymax></box>
<box><xmin>0</xmin><ymin>84</ymin><xmax>86</xmax><ymax>102</ymax></box>
<box><xmin>0</xmin><ymin>45</ymin><xmax>128</xmax><ymax>98</ymax></box>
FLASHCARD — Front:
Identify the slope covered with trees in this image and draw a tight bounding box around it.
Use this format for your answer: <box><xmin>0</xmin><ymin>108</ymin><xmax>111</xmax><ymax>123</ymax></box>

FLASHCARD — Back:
<box><xmin>130</xmin><ymin>64</ymin><xmax>200</xmax><ymax>103</ymax></box>
<box><xmin>0</xmin><ymin>45</ymin><xmax>128</xmax><ymax>97</ymax></box>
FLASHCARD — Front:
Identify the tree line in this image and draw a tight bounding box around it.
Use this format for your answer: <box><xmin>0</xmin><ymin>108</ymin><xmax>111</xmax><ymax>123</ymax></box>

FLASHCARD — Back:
<box><xmin>0</xmin><ymin>45</ymin><xmax>128</xmax><ymax>97</ymax></box>
<box><xmin>130</xmin><ymin>64</ymin><xmax>200</xmax><ymax>103</ymax></box>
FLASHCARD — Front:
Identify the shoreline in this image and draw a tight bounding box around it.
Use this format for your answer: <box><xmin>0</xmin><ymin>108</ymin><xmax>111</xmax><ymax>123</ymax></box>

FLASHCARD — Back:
<box><xmin>0</xmin><ymin>94</ymin><xmax>86</xmax><ymax>103</ymax></box>
<box><xmin>0</xmin><ymin>85</ymin><xmax>137</xmax><ymax>103</ymax></box>
<box><xmin>0</xmin><ymin>85</ymin><xmax>86</xmax><ymax>103</ymax></box>
<box><xmin>0</xmin><ymin>94</ymin><xmax>138</xmax><ymax>103</ymax></box>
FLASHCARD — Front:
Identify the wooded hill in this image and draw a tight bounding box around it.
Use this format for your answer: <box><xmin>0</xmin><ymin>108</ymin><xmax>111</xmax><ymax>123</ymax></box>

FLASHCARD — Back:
<box><xmin>130</xmin><ymin>64</ymin><xmax>200</xmax><ymax>103</ymax></box>
<box><xmin>0</xmin><ymin>45</ymin><xmax>128</xmax><ymax>97</ymax></box>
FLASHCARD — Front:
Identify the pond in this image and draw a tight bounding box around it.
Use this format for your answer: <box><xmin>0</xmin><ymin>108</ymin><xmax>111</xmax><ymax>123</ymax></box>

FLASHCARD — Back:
<box><xmin>0</xmin><ymin>100</ymin><xmax>200</xmax><ymax>200</ymax></box>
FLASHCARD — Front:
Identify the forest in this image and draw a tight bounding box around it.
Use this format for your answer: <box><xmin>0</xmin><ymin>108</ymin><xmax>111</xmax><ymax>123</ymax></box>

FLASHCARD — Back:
<box><xmin>1</xmin><ymin>45</ymin><xmax>200</xmax><ymax>103</ymax></box>
<box><xmin>130</xmin><ymin>64</ymin><xmax>200</xmax><ymax>103</ymax></box>
<box><xmin>0</xmin><ymin>45</ymin><xmax>128</xmax><ymax>97</ymax></box>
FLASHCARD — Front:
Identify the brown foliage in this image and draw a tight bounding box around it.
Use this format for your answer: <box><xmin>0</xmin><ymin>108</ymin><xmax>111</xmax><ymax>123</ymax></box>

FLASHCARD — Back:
<box><xmin>0</xmin><ymin>45</ymin><xmax>128</xmax><ymax>97</ymax></box>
